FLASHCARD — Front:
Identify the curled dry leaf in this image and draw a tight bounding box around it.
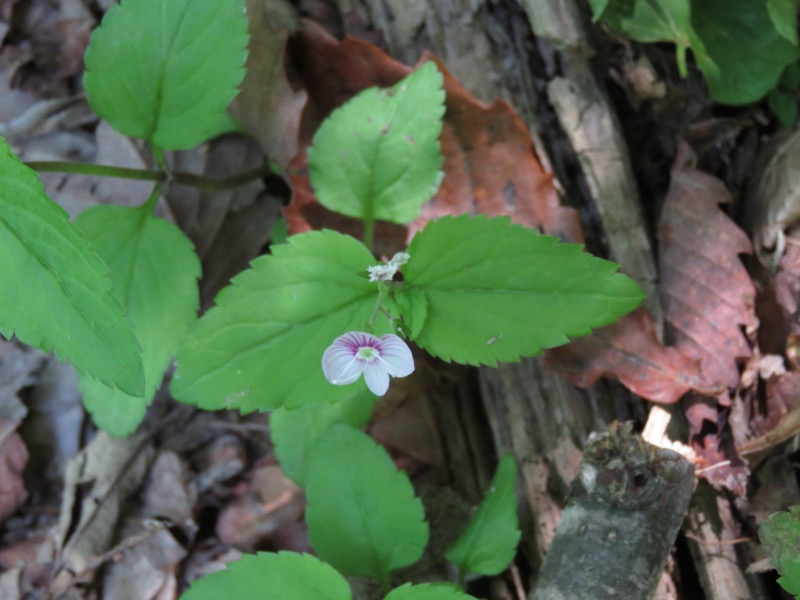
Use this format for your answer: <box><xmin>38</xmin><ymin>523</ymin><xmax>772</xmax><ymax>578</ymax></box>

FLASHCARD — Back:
<box><xmin>659</xmin><ymin>141</ymin><xmax>756</xmax><ymax>389</ymax></box>
<box><xmin>0</xmin><ymin>431</ymin><xmax>28</xmax><ymax>523</ymax></box>
<box><xmin>285</xmin><ymin>20</ymin><xmax>579</xmax><ymax>246</ymax></box>
<box><xmin>744</xmin><ymin>129</ymin><xmax>800</xmax><ymax>267</ymax></box>
<box><xmin>546</xmin><ymin>307</ymin><xmax>720</xmax><ymax>404</ymax></box>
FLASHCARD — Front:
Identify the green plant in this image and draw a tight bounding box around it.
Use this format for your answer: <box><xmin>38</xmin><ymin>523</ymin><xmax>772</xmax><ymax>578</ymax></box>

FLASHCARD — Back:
<box><xmin>760</xmin><ymin>505</ymin><xmax>800</xmax><ymax>598</ymax></box>
<box><xmin>589</xmin><ymin>0</ymin><xmax>800</xmax><ymax>106</ymax></box>
<box><xmin>0</xmin><ymin>0</ymin><xmax>646</xmax><ymax>594</ymax></box>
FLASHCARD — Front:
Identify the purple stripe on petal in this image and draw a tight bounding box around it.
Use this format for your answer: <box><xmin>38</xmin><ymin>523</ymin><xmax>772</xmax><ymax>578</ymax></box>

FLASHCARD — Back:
<box><xmin>322</xmin><ymin>344</ymin><xmax>365</xmax><ymax>385</ymax></box>
<box><xmin>364</xmin><ymin>361</ymin><xmax>390</xmax><ymax>396</ymax></box>
<box><xmin>376</xmin><ymin>334</ymin><xmax>414</xmax><ymax>377</ymax></box>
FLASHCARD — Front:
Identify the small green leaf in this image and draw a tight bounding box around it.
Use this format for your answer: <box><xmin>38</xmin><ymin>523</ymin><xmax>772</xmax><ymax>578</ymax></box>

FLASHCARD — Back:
<box><xmin>384</xmin><ymin>583</ymin><xmax>480</xmax><ymax>600</ymax></box>
<box><xmin>75</xmin><ymin>204</ymin><xmax>200</xmax><ymax>437</ymax></box>
<box><xmin>271</xmin><ymin>390</ymin><xmax>375</xmax><ymax>485</ymax></box>
<box><xmin>768</xmin><ymin>0</ymin><xmax>799</xmax><ymax>45</ymax></box>
<box><xmin>171</xmin><ymin>230</ymin><xmax>389</xmax><ymax>412</ymax></box>
<box><xmin>398</xmin><ymin>215</ymin><xmax>644</xmax><ymax>365</ymax></box>
<box><xmin>693</xmin><ymin>0</ymin><xmax>799</xmax><ymax>105</ymax></box>
<box><xmin>180</xmin><ymin>552</ymin><xmax>352</xmax><ymax>600</ymax></box>
<box><xmin>759</xmin><ymin>505</ymin><xmax>800</xmax><ymax>597</ymax></box>
<box><xmin>767</xmin><ymin>89</ymin><xmax>798</xmax><ymax>127</ymax></box>
<box><xmin>445</xmin><ymin>454</ymin><xmax>520</xmax><ymax>576</ymax></box>
<box><xmin>305</xmin><ymin>425</ymin><xmax>428</xmax><ymax>583</ymax></box>
<box><xmin>84</xmin><ymin>0</ymin><xmax>249</xmax><ymax>150</ymax></box>
<box><xmin>308</xmin><ymin>62</ymin><xmax>445</xmax><ymax>225</ymax></box>
<box><xmin>0</xmin><ymin>137</ymin><xmax>143</xmax><ymax>394</ymax></box>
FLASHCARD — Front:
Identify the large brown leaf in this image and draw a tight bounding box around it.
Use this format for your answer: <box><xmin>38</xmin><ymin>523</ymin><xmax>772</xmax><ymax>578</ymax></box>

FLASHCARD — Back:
<box><xmin>547</xmin><ymin>307</ymin><xmax>720</xmax><ymax>404</ymax></box>
<box><xmin>659</xmin><ymin>142</ymin><xmax>757</xmax><ymax>389</ymax></box>
<box><xmin>284</xmin><ymin>20</ymin><xmax>579</xmax><ymax>247</ymax></box>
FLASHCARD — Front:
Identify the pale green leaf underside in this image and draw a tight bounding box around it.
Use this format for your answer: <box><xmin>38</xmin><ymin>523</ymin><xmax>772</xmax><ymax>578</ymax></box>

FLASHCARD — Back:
<box><xmin>308</xmin><ymin>62</ymin><xmax>445</xmax><ymax>224</ymax></box>
<box><xmin>271</xmin><ymin>390</ymin><xmax>375</xmax><ymax>486</ymax></box>
<box><xmin>75</xmin><ymin>204</ymin><xmax>200</xmax><ymax>437</ymax></box>
<box><xmin>385</xmin><ymin>584</ymin><xmax>480</xmax><ymax>600</ymax></box>
<box><xmin>180</xmin><ymin>552</ymin><xmax>352</xmax><ymax>600</ymax></box>
<box><xmin>84</xmin><ymin>0</ymin><xmax>249</xmax><ymax>150</ymax></box>
<box><xmin>305</xmin><ymin>425</ymin><xmax>428</xmax><ymax>581</ymax></box>
<box><xmin>759</xmin><ymin>506</ymin><xmax>800</xmax><ymax>597</ymax></box>
<box><xmin>445</xmin><ymin>454</ymin><xmax>520</xmax><ymax>576</ymax></box>
<box><xmin>0</xmin><ymin>137</ymin><xmax>143</xmax><ymax>395</ymax></box>
<box><xmin>171</xmin><ymin>230</ymin><xmax>387</xmax><ymax>412</ymax></box>
<box><xmin>400</xmin><ymin>215</ymin><xmax>645</xmax><ymax>365</ymax></box>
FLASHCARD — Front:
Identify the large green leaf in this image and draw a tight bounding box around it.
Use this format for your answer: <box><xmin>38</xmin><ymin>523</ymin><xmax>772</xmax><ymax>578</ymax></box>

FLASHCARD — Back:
<box><xmin>305</xmin><ymin>425</ymin><xmax>428</xmax><ymax>584</ymax></box>
<box><xmin>308</xmin><ymin>62</ymin><xmax>445</xmax><ymax>224</ymax></box>
<box><xmin>171</xmin><ymin>230</ymin><xmax>389</xmax><ymax>412</ymax></box>
<box><xmin>180</xmin><ymin>552</ymin><xmax>352</xmax><ymax>600</ymax></box>
<box><xmin>84</xmin><ymin>0</ymin><xmax>249</xmax><ymax>150</ymax></box>
<box><xmin>271</xmin><ymin>390</ymin><xmax>375</xmax><ymax>485</ymax></box>
<box><xmin>693</xmin><ymin>0</ymin><xmax>799</xmax><ymax>104</ymax></box>
<box><xmin>0</xmin><ymin>138</ymin><xmax>143</xmax><ymax>394</ymax></box>
<box><xmin>75</xmin><ymin>203</ymin><xmax>200</xmax><ymax>437</ymax></box>
<box><xmin>445</xmin><ymin>454</ymin><xmax>520</xmax><ymax>576</ymax></box>
<box><xmin>398</xmin><ymin>215</ymin><xmax>644</xmax><ymax>365</ymax></box>
<box><xmin>384</xmin><ymin>584</ymin><xmax>479</xmax><ymax>600</ymax></box>
<box><xmin>759</xmin><ymin>505</ymin><xmax>800</xmax><ymax>598</ymax></box>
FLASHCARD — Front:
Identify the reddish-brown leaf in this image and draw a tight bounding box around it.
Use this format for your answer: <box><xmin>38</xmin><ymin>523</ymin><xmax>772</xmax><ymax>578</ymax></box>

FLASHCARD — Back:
<box><xmin>547</xmin><ymin>307</ymin><xmax>720</xmax><ymax>404</ymax></box>
<box><xmin>285</xmin><ymin>20</ymin><xmax>579</xmax><ymax>245</ymax></box>
<box><xmin>659</xmin><ymin>142</ymin><xmax>757</xmax><ymax>389</ymax></box>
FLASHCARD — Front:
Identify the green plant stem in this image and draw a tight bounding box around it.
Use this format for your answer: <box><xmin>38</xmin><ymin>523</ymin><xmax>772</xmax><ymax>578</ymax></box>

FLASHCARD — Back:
<box><xmin>143</xmin><ymin>182</ymin><xmax>165</xmax><ymax>213</ymax></box>
<box><xmin>26</xmin><ymin>161</ymin><xmax>270</xmax><ymax>193</ymax></box>
<box><xmin>363</xmin><ymin>217</ymin><xmax>375</xmax><ymax>252</ymax></box>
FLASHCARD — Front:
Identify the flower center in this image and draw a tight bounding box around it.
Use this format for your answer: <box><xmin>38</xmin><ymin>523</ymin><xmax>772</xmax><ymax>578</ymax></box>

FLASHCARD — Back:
<box><xmin>356</xmin><ymin>346</ymin><xmax>380</xmax><ymax>362</ymax></box>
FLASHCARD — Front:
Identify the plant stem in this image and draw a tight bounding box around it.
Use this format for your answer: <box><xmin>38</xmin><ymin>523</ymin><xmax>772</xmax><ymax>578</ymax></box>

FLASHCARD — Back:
<box><xmin>363</xmin><ymin>217</ymin><xmax>375</xmax><ymax>251</ymax></box>
<box><xmin>25</xmin><ymin>160</ymin><xmax>270</xmax><ymax>193</ymax></box>
<box><xmin>143</xmin><ymin>182</ymin><xmax>164</xmax><ymax>213</ymax></box>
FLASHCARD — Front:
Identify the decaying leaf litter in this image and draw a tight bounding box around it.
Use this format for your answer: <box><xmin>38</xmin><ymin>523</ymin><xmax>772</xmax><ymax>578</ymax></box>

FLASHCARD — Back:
<box><xmin>1</xmin><ymin>0</ymin><xmax>800</xmax><ymax>598</ymax></box>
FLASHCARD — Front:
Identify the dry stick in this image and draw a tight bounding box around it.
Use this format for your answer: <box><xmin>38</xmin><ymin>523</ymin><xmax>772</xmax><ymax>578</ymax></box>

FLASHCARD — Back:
<box><xmin>532</xmin><ymin>424</ymin><xmax>696</xmax><ymax>600</ymax></box>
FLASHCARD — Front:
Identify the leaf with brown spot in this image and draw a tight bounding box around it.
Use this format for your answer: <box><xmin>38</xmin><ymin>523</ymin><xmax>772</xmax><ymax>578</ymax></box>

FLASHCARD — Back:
<box><xmin>547</xmin><ymin>307</ymin><xmax>720</xmax><ymax>404</ymax></box>
<box><xmin>659</xmin><ymin>141</ymin><xmax>757</xmax><ymax>389</ymax></box>
<box><xmin>285</xmin><ymin>20</ymin><xmax>578</xmax><ymax>245</ymax></box>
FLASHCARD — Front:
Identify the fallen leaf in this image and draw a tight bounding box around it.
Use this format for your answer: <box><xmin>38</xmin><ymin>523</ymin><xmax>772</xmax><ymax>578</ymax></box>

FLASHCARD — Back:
<box><xmin>230</xmin><ymin>0</ymin><xmax>307</xmax><ymax>171</ymax></box>
<box><xmin>285</xmin><ymin>21</ymin><xmax>577</xmax><ymax>247</ymax></box>
<box><xmin>0</xmin><ymin>432</ymin><xmax>28</xmax><ymax>523</ymax></box>
<box><xmin>547</xmin><ymin>307</ymin><xmax>720</xmax><ymax>404</ymax></box>
<box><xmin>659</xmin><ymin>141</ymin><xmax>757</xmax><ymax>389</ymax></box>
<box><xmin>142</xmin><ymin>451</ymin><xmax>197</xmax><ymax>532</ymax></box>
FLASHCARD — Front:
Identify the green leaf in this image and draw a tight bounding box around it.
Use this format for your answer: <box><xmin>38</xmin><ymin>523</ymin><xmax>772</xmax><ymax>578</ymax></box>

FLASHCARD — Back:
<box><xmin>305</xmin><ymin>425</ymin><xmax>428</xmax><ymax>584</ymax></box>
<box><xmin>767</xmin><ymin>89</ymin><xmax>798</xmax><ymax>127</ymax></box>
<box><xmin>0</xmin><ymin>137</ymin><xmax>143</xmax><ymax>395</ymax></box>
<box><xmin>759</xmin><ymin>505</ymin><xmax>800</xmax><ymax>597</ymax></box>
<box><xmin>74</xmin><ymin>204</ymin><xmax>200</xmax><ymax>437</ymax></box>
<box><xmin>84</xmin><ymin>0</ymin><xmax>249</xmax><ymax>150</ymax></box>
<box><xmin>768</xmin><ymin>0</ymin><xmax>799</xmax><ymax>45</ymax></box>
<box><xmin>180</xmin><ymin>552</ymin><xmax>352</xmax><ymax>600</ymax></box>
<box><xmin>308</xmin><ymin>62</ymin><xmax>445</xmax><ymax>225</ymax></box>
<box><xmin>693</xmin><ymin>0</ymin><xmax>799</xmax><ymax>104</ymax></box>
<box><xmin>398</xmin><ymin>215</ymin><xmax>644</xmax><ymax>365</ymax></box>
<box><xmin>271</xmin><ymin>389</ymin><xmax>375</xmax><ymax>485</ymax></box>
<box><xmin>445</xmin><ymin>454</ymin><xmax>520</xmax><ymax>576</ymax></box>
<box><xmin>384</xmin><ymin>583</ymin><xmax>479</xmax><ymax>600</ymax></box>
<box><xmin>171</xmin><ymin>230</ymin><xmax>389</xmax><ymax>412</ymax></box>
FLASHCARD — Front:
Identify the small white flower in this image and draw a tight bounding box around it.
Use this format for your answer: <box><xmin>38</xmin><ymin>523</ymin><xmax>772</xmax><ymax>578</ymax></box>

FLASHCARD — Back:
<box><xmin>322</xmin><ymin>331</ymin><xmax>414</xmax><ymax>396</ymax></box>
<box><xmin>367</xmin><ymin>252</ymin><xmax>410</xmax><ymax>282</ymax></box>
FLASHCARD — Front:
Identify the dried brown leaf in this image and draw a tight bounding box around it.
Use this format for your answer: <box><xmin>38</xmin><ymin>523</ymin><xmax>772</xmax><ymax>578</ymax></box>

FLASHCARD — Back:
<box><xmin>547</xmin><ymin>308</ymin><xmax>720</xmax><ymax>404</ymax></box>
<box><xmin>285</xmin><ymin>21</ymin><xmax>577</xmax><ymax>244</ymax></box>
<box><xmin>659</xmin><ymin>141</ymin><xmax>756</xmax><ymax>389</ymax></box>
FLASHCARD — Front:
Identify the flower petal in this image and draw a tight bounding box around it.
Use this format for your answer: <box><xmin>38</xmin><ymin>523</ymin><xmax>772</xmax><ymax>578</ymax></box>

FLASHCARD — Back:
<box><xmin>322</xmin><ymin>344</ymin><xmax>364</xmax><ymax>385</ymax></box>
<box><xmin>363</xmin><ymin>361</ymin><xmax>390</xmax><ymax>396</ymax></box>
<box><xmin>376</xmin><ymin>334</ymin><xmax>414</xmax><ymax>377</ymax></box>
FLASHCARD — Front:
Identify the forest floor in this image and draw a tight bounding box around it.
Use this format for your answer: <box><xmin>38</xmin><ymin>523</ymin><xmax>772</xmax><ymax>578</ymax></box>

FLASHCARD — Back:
<box><xmin>1</xmin><ymin>1</ymin><xmax>799</xmax><ymax>599</ymax></box>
